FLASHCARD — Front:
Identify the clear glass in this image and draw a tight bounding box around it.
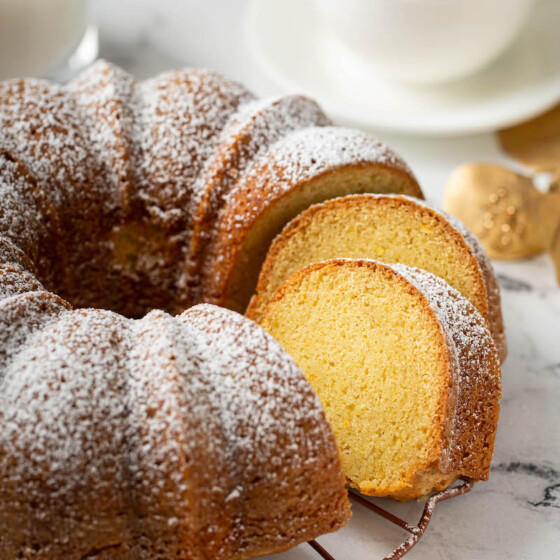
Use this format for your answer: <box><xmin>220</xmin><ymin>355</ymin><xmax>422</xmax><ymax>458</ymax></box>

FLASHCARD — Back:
<box><xmin>49</xmin><ymin>23</ymin><xmax>99</xmax><ymax>82</ymax></box>
<box><xmin>0</xmin><ymin>0</ymin><xmax>98</xmax><ymax>82</ymax></box>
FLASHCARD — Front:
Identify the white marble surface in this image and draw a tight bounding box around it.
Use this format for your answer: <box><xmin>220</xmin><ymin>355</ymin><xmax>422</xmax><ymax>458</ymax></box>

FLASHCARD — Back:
<box><xmin>90</xmin><ymin>1</ymin><xmax>560</xmax><ymax>558</ymax></box>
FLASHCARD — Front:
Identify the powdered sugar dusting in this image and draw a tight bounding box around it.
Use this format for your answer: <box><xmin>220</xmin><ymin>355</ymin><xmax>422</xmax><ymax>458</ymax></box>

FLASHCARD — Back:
<box><xmin>436</xmin><ymin>207</ymin><xmax>506</xmax><ymax>360</ymax></box>
<box><xmin>0</xmin><ymin>297</ymin><xmax>348</xmax><ymax>556</ymax></box>
<box><xmin>0</xmin><ymin>291</ymin><xmax>70</xmax><ymax>373</ymax></box>
<box><xmin>202</xmin><ymin>126</ymin><xmax>418</xmax><ymax>303</ymax></box>
<box><xmin>130</xmin><ymin>68</ymin><xmax>253</xmax><ymax>230</ymax></box>
<box><xmin>192</xmin><ymin>94</ymin><xmax>331</xmax><ymax>222</ymax></box>
<box><xmin>0</xmin><ymin>73</ymin><xmax>115</xmax><ymax>217</ymax></box>
<box><xmin>0</xmin><ymin>238</ymin><xmax>36</xmax><ymax>275</ymax></box>
<box><xmin>232</xmin><ymin>125</ymin><xmax>412</xmax><ymax>202</ymax></box>
<box><xmin>0</xmin><ymin>155</ymin><xmax>64</xmax><ymax>285</ymax></box>
<box><xmin>391</xmin><ymin>263</ymin><xmax>501</xmax><ymax>477</ymax></box>
<box><xmin>179</xmin><ymin>304</ymin><xmax>346</xmax><ymax>555</ymax></box>
<box><xmin>218</xmin><ymin>125</ymin><xmax>414</xmax><ymax>237</ymax></box>
<box><xmin>185</xmin><ymin>94</ymin><xmax>331</xmax><ymax>302</ymax></box>
<box><xmin>0</xmin><ymin>61</ymin><xmax>256</xmax><ymax>316</ymax></box>
<box><xmin>0</xmin><ymin>265</ymin><xmax>45</xmax><ymax>299</ymax></box>
<box><xmin>0</xmin><ymin>60</ymin><xmax>414</xmax><ymax>319</ymax></box>
<box><xmin>68</xmin><ymin>60</ymin><xmax>136</xmax><ymax>211</ymax></box>
<box><xmin>0</xmin><ymin>306</ymin><xmax>133</xmax><ymax>556</ymax></box>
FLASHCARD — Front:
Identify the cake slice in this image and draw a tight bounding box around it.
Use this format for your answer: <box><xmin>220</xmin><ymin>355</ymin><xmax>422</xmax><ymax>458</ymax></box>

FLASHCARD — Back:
<box><xmin>247</xmin><ymin>194</ymin><xmax>506</xmax><ymax>362</ymax></box>
<box><xmin>259</xmin><ymin>259</ymin><xmax>501</xmax><ymax>500</ymax></box>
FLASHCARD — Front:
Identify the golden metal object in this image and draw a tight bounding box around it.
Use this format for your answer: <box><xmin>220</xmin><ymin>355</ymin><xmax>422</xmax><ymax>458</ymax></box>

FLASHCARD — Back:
<box><xmin>444</xmin><ymin>163</ymin><xmax>560</xmax><ymax>284</ymax></box>
<box><xmin>540</xmin><ymin>191</ymin><xmax>560</xmax><ymax>283</ymax></box>
<box><xmin>551</xmin><ymin>224</ymin><xmax>560</xmax><ymax>283</ymax></box>
<box><xmin>549</xmin><ymin>170</ymin><xmax>560</xmax><ymax>281</ymax></box>
<box><xmin>498</xmin><ymin>104</ymin><xmax>560</xmax><ymax>172</ymax></box>
<box><xmin>444</xmin><ymin>164</ymin><xmax>546</xmax><ymax>260</ymax></box>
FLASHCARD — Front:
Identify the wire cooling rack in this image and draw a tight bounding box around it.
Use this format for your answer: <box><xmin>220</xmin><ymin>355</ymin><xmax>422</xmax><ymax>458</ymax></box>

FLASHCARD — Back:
<box><xmin>307</xmin><ymin>477</ymin><xmax>475</xmax><ymax>560</ymax></box>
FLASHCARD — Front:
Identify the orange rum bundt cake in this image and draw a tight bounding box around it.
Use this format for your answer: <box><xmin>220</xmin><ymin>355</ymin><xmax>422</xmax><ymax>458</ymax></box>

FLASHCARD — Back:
<box><xmin>0</xmin><ymin>60</ymin><xmax>429</xmax><ymax>558</ymax></box>
<box><xmin>0</xmin><ymin>300</ymin><xmax>349</xmax><ymax>558</ymax></box>
<box><xmin>259</xmin><ymin>260</ymin><xmax>502</xmax><ymax>501</ymax></box>
<box><xmin>247</xmin><ymin>194</ymin><xmax>506</xmax><ymax>362</ymax></box>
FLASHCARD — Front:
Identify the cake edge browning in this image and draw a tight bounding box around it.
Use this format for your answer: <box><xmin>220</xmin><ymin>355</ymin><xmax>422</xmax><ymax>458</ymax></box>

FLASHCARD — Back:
<box><xmin>182</xmin><ymin>304</ymin><xmax>351</xmax><ymax>559</ymax></box>
<box><xmin>0</xmin><ymin>296</ymin><xmax>351</xmax><ymax>559</ymax></box>
<box><xmin>392</xmin><ymin>264</ymin><xmax>502</xmax><ymax>482</ymax></box>
<box><xmin>247</xmin><ymin>194</ymin><xmax>485</xmax><ymax>322</ymax></box>
<box><xmin>185</xmin><ymin>94</ymin><xmax>332</xmax><ymax>307</ymax></box>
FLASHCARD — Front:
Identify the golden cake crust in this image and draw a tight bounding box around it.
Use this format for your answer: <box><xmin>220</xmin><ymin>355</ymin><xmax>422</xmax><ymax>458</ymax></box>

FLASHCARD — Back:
<box><xmin>0</xmin><ymin>61</ymin><xmax>422</xmax><ymax>318</ymax></box>
<box><xmin>0</xmin><ymin>300</ymin><xmax>349</xmax><ymax>559</ymax></box>
<box><xmin>0</xmin><ymin>60</ymin><xmax>437</xmax><ymax>553</ymax></box>
<box><xmin>186</xmin><ymin>94</ymin><xmax>332</xmax><ymax>306</ymax></box>
<box><xmin>202</xmin><ymin>130</ymin><xmax>423</xmax><ymax>312</ymax></box>
<box><xmin>391</xmin><ymin>263</ymin><xmax>501</xmax><ymax>496</ymax></box>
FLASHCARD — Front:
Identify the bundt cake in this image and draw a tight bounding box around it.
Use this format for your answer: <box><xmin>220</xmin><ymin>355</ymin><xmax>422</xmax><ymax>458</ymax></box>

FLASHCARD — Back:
<box><xmin>0</xmin><ymin>59</ymin><xmax>422</xmax><ymax>318</ymax></box>
<box><xmin>0</xmin><ymin>60</ymin><xmax>430</xmax><ymax>557</ymax></box>
<box><xmin>259</xmin><ymin>259</ymin><xmax>502</xmax><ymax>501</ymax></box>
<box><xmin>0</xmin><ymin>299</ymin><xmax>350</xmax><ymax>558</ymax></box>
<box><xmin>247</xmin><ymin>194</ymin><xmax>507</xmax><ymax>362</ymax></box>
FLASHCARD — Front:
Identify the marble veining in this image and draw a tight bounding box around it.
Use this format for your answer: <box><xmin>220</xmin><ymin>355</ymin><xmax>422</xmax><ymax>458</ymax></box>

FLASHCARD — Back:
<box><xmin>497</xmin><ymin>274</ymin><xmax>534</xmax><ymax>293</ymax></box>
<box><xmin>492</xmin><ymin>462</ymin><xmax>560</xmax><ymax>508</ymax></box>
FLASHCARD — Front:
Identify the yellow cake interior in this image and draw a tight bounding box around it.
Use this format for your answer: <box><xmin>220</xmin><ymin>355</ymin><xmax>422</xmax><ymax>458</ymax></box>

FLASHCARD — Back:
<box><xmin>248</xmin><ymin>195</ymin><xmax>486</xmax><ymax>323</ymax></box>
<box><xmin>261</xmin><ymin>261</ymin><xmax>451</xmax><ymax>498</ymax></box>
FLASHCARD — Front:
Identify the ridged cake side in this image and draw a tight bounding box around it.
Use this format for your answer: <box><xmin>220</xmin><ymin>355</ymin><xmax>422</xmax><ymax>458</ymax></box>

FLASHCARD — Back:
<box><xmin>391</xmin><ymin>263</ymin><xmax>502</xmax><ymax>494</ymax></box>
<box><xmin>1</xmin><ymin>60</ymin><xmax>422</xmax><ymax>317</ymax></box>
<box><xmin>0</xmin><ymin>302</ymin><xmax>349</xmax><ymax>559</ymax></box>
<box><xmin>0</xmin><ymin>61</ymin><xmax>431</xmax><ymax>553</ymax></box>
<box><xmin>185</xmin><ymin>94</ymin><xmax>332</xmax><ymax>306</ymax></box>
<box><xmin>202</xmin><ymin>126</ymin><xmax>423</xmax><ymax>312</ymax></box>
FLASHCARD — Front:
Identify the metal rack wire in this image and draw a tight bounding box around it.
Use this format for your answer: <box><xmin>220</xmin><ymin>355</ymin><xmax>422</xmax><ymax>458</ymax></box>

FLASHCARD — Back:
<box><xmin>308</xmin><ymin>477</ymin><xmax>475</xmax><ymax>560</ymax></box>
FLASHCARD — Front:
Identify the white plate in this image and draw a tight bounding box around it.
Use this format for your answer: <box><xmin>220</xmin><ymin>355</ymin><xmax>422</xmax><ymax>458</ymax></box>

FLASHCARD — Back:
<box><xmin>246</xmin><ymin>0</ymin><xmax>560</xmax><ymax>136</ymax></box>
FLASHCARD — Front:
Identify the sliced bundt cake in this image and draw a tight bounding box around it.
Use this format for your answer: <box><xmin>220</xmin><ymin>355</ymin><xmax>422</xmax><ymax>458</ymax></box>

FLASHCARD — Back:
<box><xmin>259</xmin><ymin>259</ymin><xmax>502</xmax><ymax>500</ymax></box>
<box><xmin>0</xmin><ymin>60</ymin><xmax>426</xmax><ymax>555</ymax></box>
<box><xmin>247</xmin><ymin>194</ymin><xmax>506</xmax><ymax>362</ymax></box>
<box><xmin>198</xmin><ymin>130</ymin><xmax>423</xmax><ymax>313</ymax></box>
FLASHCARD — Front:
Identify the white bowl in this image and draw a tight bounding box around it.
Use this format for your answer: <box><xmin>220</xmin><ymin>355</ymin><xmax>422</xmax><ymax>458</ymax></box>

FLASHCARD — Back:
<box><xmin>315</xmin><ymin>0</ymin><xmax>537</xmax><ymax>84</ymax></box>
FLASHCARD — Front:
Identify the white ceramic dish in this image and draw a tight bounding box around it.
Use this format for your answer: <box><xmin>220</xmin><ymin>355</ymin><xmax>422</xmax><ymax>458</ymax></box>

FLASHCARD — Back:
<box><xmin>246</xmin><ymin>0</ymin><xmax>560</xmax><ymax>136</ymax></box>
<box><xmin>313</xmin><ymin>0</ymin><xmax>536</xmax><ymax>84</ymax></box>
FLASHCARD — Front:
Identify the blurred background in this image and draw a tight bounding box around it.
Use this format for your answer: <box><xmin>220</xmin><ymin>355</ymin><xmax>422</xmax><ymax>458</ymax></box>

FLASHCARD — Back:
<box><xmin>1</xmin><ymin>0</ymin><xmax>558</xmax><ymax>245</ymax></box>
